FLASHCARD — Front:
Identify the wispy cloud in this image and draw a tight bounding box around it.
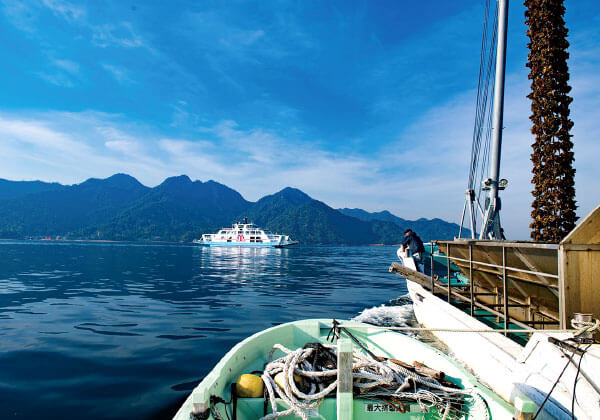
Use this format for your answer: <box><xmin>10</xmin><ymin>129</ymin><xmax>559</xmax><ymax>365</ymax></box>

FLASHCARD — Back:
<box><xmin>1</xmin><ymin>0</ymin><xmax>84</xmax><ymax>33</ymax></box>
<box><xmin>91</xmin><ymin>22</ymin><xmax>147</xmax><ymax>49</ymax></box>
<box><xmin>2</xmin><ymin>0</ymin><xmax>148</xmax><ymax>50</ymax></box>
<box><xmin>0</xmin><ymin>111</ymin><xmax>164</xmax><ymax>183</ymax></box>
<box><xmin>0</xmin><ymin>116</ymin><xmax>91</xmax><ymax>154</ymax></box>
<box><xmin>52</xmin><ymin>58</ymin><xmax>79</xmax><ymax>74</ymax></box>
<box><xmin>34</xmin><ymin>72</ymin><xmax>74</xmax><ymax>88</ymax></box>
<box><xmin>101</xmin><ymin>63</ymin><xmax>134</xmax><ymax>84</ymax></box>
<box><xmin>99</xmin><ymin>126</ymin><xmax>143</xmax><ymax>156</ymax></box>
<box><xmin>0</xmin><ymin>1</ymin><xmax>37</xmax><ymax>32</ymax></box>
<box><xmin>41</xmin><ymin>0</ymin><xmax>85</xmax><ymax>22</ymax></box>
<box><xmin>1</xmin><ymin>49</ymin><xmax>598</xmax><ymax>240</ymax></box>
<box><xmin>180</xmin><ymin>7</ymin><xmax>317</xmax><ymax>65</ymax></box>
<box><xmin>378</xmin><ymin>54</ymin><xmax>600</xmax><ymax>239</ymax></box>
<box><xmin>34</xmin><ymin>56</ymin><xmax>80</xmax><ymax>87</ymax></box>
<box><xmin>0</xmin><ymin>110</ymin><xmax>387</xmax><ymax>209</ymax></box>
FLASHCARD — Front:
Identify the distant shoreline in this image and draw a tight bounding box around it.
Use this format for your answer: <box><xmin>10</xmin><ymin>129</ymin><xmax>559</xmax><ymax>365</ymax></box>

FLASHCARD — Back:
<box><xmin>0</xmin><ymin>238</ymin><xmax>186</xmax><ymax>245</ymax></box>
<box><xmin>0</xmin><ymin>238</ymin><xmax>400</xmax><ymax>246</ymax></box>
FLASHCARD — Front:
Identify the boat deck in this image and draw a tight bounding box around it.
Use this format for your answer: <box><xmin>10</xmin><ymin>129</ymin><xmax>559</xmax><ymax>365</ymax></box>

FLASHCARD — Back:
<box><xmin>174</xmin><ymin>319</ymin><xmax>514</xmax><ymax>420</ymax></box>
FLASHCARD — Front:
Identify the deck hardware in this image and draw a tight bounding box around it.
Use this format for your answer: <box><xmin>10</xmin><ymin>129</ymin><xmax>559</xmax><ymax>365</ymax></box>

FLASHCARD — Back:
<box><xmin>469</xmin><ymin>244</ymin><xmax>474</xmax><ymax>317</ymax></box>
<box><xmin>502</xmin><ymin>246</ymin><xmax>509</xmax><ymax>335</ymax></box>
<box><xmin>447</xmin><ymin>243</ymin><xmax>451</xmax><ymax>303</ymax></box>
<box><xmin>430</xmin><ymin>249</ymin><xmax>435</xmax><ymax>294</ymax></box>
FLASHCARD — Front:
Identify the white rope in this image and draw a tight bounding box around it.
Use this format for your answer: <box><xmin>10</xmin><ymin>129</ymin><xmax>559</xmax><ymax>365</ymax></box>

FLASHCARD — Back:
<box><xmin>258</xmin><ymin>344</ymin><xmax>490</xmax><ymax>420</ymax></box>
<box><xmin>338</xmin><ymin>324</ymin><xmax>579</xmax><ymax>334</ymax></box>
<box><xmin>261</xmin><ymin>347</ymin><xmax>329</xmax><ymax>420</ymax></box>
<box><xmin>571</xmin><ymin>317</ymin><xmax>600</xmax><ymax>338</ymax></box>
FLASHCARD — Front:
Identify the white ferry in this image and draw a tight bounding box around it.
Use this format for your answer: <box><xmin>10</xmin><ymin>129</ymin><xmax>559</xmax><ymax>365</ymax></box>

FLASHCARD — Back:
<box><xmin>194</xmin><ymin>218</ymin><xmax>298</xmax><ymax>248</ymax></box>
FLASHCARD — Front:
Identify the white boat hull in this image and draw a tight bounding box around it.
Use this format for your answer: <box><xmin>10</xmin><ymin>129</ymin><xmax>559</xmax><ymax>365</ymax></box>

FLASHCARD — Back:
<box><xmin>404</xmin><ymin>275</ymin><xmax>600</xmax><ymax>419</ymax></box>
<box><xmin>197</xmin><ymin>241</ymin><xmax>298</xmax><ymax>248</ymax></box>
<box><xmin>194</xmin><ymin>219</ymin><xmax>298</xmax><ymax>248</ymax></box>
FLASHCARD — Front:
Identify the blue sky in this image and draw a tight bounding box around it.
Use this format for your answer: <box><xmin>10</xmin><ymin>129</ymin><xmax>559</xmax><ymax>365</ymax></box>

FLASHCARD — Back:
<box><xmin>0</xmin><ymin>0</ymin><xmax>599</xmax><ymax>238</ymax></box>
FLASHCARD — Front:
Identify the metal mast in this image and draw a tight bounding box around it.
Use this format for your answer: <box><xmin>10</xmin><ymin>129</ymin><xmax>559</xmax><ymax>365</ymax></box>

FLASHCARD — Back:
<box><xmin>480</xmin><ymin>0</ymin><xmax>509</xmax><ymax>239</ymax></box>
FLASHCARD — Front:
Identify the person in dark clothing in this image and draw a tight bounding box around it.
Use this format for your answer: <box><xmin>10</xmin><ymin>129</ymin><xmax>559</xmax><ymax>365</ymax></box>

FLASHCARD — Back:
<box><xmin>402</xmin><ymin>229</ymin><xmax>425</xmax><ymax>272</ymax></box>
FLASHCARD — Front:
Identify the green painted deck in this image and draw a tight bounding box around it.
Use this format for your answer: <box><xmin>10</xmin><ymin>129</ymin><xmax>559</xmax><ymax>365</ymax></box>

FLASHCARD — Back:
<box><xmin>235</xmin><ymin>398</ymin><xmax>445</xmax><ymax>419</ymax></box>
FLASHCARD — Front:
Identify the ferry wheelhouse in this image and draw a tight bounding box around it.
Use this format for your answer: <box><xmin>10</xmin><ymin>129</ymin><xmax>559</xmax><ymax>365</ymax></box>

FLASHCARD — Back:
<box><xmin>194</xmin><ymin>218</ymin><xmax>298</xmax><ymax>248</ymax></box>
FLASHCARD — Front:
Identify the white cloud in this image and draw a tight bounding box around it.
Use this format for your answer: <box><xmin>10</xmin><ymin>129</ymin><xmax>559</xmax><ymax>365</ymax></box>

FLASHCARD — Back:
<box><xmin>0</xmin><ymin>57</ymin><xmax>597</xmax><ymax>241</ymax></box>
<box><xmin>1</xmin><ymin>1</ymin><xmax>36</xmax><ymax>32</ymax></box>
<box><xmin>41</xmin><ymin>0</ymin><xmax>85</xmax><ymax>22</ymax></box>
<box><xmin>101</xmin><ymin>63</ymin><xmax>134</xmax><ymax>84</ymax></box>
<box><xmin>34</xmin><ymin>71</ymin><xmax>75</xmax><ymax>87</ymax></box>
<box><xmin>34</xmin><ymin>56</ymin><xmax>81</xmax><ymax>87</ymax></box>
<box><xmin>1</xmin><ymin>0</ymin><xmax>84</xmax><ymax>33</ymax></box>
<box><xmin>2</xmin><ymin>1</ymin><xmax>147</xmax><ymax>52</ymax></box>
<box><xmin>52</xmin><ymin>58</ymin><xmax>79</xmax><ymax>74</ymax></box>
<box><xmin>0</xmin><ymin>110</ymin><xmax>391</xmax><ymax>210</ymax></box>
<box><xmin>105</xmin><ymin>140</ymin><xmax>139</xmax><ymax>155</ymax></box>
<box><xmin>377</xmin><ymin>59</ymin><xmax>600</xmax><ymax>239</ymax></box>
<box><xmin>0</xmin><ymin>117</ymin><xmax>90</xmax><ymax>154</ymax></box>
<box><xmin>92</xmin><ymin>22</ymin><xmax>146</xmax><ymax>49</ymax></box>
<box><xmin>181</xmin><ymin>10</ymin><xmax>314</xmax><ymax>64</ymax></box>
<box><xmin>0</xmin><ymin>111</ymin><xmax>167</xmax><ymax>184</ymax></box>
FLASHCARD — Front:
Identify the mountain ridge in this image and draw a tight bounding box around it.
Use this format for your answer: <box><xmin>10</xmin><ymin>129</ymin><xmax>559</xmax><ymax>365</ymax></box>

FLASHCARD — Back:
<box><xmin>338</xmin><ymin>208</ymin><xmax>468</xmax><ymax>240</ymax></box>
<box><xmin>0</xmin><ymin>174</ymin><xmax>462</xmax><ymax>243</ymax></box>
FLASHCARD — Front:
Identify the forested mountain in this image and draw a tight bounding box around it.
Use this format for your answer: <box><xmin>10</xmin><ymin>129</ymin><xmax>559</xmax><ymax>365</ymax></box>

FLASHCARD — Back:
<box><xmin>242</xmin><ymin>187</ymin><xmax>312</xmax><ymax>226</ymax></box>
<box><xmin>0</xmin><ymin>179</ymin><xmax>65</xmax><ymax>200</ymax></box>
<box><xmin>0</xmin><ymin>174</ymin><xmax>463</xmax><ymax>243</ymax></box>
<box><xmin>260</xmin><ymin>200</ymin><xmax>402</xmax><ymax>244</ymax></box>
<box><xmin>87</xmin><ymin>175</ymin><xmax>251</xmax><ymax>242</ymax></box>
<box><xmin>0</xmin><ymin>174</ymin><xmax>149</xmax><ymax>238</ymax></box>
<box><xmin>338</xmin><ymin>208</ymin><xmax>468</xmax><ymax>241</ymax></box>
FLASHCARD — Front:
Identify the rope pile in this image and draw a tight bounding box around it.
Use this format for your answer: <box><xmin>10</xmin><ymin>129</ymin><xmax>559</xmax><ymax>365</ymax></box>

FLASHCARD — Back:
<box><xmin>259</xmin><ymin>343</ymin><xmax>489</xmax><ymax>420</ymax></box>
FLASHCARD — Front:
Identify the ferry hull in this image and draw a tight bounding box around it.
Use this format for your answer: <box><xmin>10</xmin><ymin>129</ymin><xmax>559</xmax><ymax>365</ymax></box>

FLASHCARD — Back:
<box><xmin>194</xmin><ymin>219</ymin><xmax>299</xmax><ymax>248</ymax></box>
<box><xmin>203</xmin><ymin>241</ymin><xmax>297</xmax><ymax>248</ymax></box>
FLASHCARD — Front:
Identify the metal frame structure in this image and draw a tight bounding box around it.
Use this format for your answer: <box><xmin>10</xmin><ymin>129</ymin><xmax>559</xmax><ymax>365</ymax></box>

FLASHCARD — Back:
<box><xmin>459</xmin><ymin>0</ymin><xmax>510</xmax><ymax>240</ymax></box>
<box><xmin>392</xmin><ymin>239</ymin><xmax>561</xmax><ymax>337</ymax></box>
<box><xmin>479</xmin><ymin>0</ymin><xmax>509</xmax><ymax>240</ymax></box>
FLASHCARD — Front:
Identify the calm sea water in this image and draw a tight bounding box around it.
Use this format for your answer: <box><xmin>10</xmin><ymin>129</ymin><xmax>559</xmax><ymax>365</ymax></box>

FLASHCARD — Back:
<box><xmin>0</xmin><ymin>242</ymin><xmax>411</xmax><ymax>420</ymax></box>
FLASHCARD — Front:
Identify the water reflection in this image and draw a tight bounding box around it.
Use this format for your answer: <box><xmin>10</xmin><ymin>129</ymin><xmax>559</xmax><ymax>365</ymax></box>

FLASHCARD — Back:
<box><xmin>0</xmin><ymin>241</ymin><xmax>405</xmax><ymax>419</ymax></box>
<box><xmin>200</xmin><ymin>246</ymin><xmax>288</xmax><ymax>284</ymax></box>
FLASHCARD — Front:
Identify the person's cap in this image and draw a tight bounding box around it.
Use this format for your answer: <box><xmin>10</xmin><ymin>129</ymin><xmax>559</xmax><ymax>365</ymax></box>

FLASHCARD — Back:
<box><xmin>404</xmin><ymin>229</ymin><xmax>412</xmax><ymax>234</ymax></box>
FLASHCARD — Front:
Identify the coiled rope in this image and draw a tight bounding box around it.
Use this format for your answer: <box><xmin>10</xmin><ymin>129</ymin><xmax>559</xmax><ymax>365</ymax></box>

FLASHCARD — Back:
<box><xmin>571</xmin><ymin>317</ymin><xmax>600</xmax><ymax>338</ymax></box>
<box><xmin>259</xmin><ymin>343</ymin><xmax>489</xmax><ymax>420</ymax></box>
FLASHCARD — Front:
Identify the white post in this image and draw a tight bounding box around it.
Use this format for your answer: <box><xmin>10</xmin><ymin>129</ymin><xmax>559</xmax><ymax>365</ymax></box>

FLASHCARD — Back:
<box><xmin>337</xmin><ymin>338</ymin><xmax>353</xmax><ymax>420</ymax></box>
